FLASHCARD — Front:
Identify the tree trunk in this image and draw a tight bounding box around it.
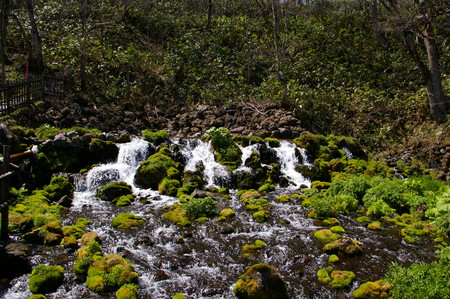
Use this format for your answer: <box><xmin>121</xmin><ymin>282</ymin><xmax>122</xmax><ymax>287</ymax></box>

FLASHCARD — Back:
<box><xmin>370</xmin><ymin>0</ymin><xmax>390</xmax><ymax>50</ymax></box>
<box><xmin>270</xmin><ymin>0</ymin><xmax>287</xmax><ymax>107</ymax></box>
<box><xmin>80</xmin><ymin>0</ymin><xmax>88</xmax><ymax>91</ymax></box>
<box><xmin>0</xmin><ymin>0</ymin><xmax>10</xmax><ymax>85</ymax></box>
<box><xmin>423</xmin><ymin>27</ymin><xmax>447</xmax><ymax>122</ymax></box>
<box><xmin>25</xmin><ymin>0</ymin><xmax>43</xmax><ymax>74</ymax></box>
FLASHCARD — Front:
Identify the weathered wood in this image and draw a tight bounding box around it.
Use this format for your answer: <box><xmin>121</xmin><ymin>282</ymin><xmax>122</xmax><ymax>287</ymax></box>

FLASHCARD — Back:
<box><xmin>0</xmin><ymin>145</ymin><xmax>10</xmax><ymax>241</ymax></box>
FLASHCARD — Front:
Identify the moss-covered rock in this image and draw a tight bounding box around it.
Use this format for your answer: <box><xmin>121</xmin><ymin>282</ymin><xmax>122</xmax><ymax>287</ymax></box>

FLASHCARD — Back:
<box><xmin>75</xmin><ymin>218</ymin><xmax>91</xmax><ymax>230</ymax></box>
<box><xmin>43</xmin><ymin>176</ymin><xmax>74</xmax><ymax>202</ymax></box>
<box><xmin>323</xmin><ymin>236</ymin><xmax>363</xmax><ymax>256</ymax></box>
<box><xmin>28</xmin><ymin>295</ymin><xmax>48</xmax><ymax>299</ymax></box>
<box><xmin>62</xmin><ymin>225</ymin><xmax>85</xmax><ymax>239</ymax></box>
<box><xmin>162</xmin><ymin>204</ymin><xmax>191</xmax><ymax>227</ymax></box>
<box><xmin>218</xmin><ymin>208</ymin><xmax>236</xmax><ymax>221</ymax></box>
<box><xmin>233</xmin><ymin>263</ymin><xmax>288</xmax><ymax>299</ymax></box>
<box><xmin>142</xmin><ymin>129</ymin><xmax>169</xmax><ymax>146</ymax></box>
<box><xmin>330</xmin><ymin>270</ymin><xmax>355</xmax><ymax>288</ymax></box>
<box><xmin>112</xmin><ymin>213</ymin><xmax>144</xmax><ymax>229</ymax></box>
<box><xmin>242</xmin><ymin>240</ymin><xmax>267</xmax><ymax>257</ymax></box>
<box><xmin>330</xmin><ymin>226</ymin><xmax>346</xmax><ymax>233</ymax></box>
<box><xmin>28</xmin><ymin>265</ymin><xmax>64</xmax><ymax>294</ymax></box>
<box><xmin>89</xmin><ymin>138</ymin><xmax>119</xmax><ymax>163</ymax></box>
<box><xmin>96</xmin><ymin>182</ymin><xmax>133</xmax><ymax>202</ymax></box>
<box><xmin>116</xmin><ymin>283</ymin><xmax>139</xmax><ymax>299</ymax></box>
<box><xmin>313</xmin><ymin>229</ymin><xmax>341</xmax><ymax>243</ymax></box>
<box><xmin>135</xmin><ymin>152</ymin><xmax>178</xmax><ymax>189</ymax></box>
<box><xmin>61</xmin><ymin>236</ymin><xmax>78</xmax><ymax>248</ymax></box>
<box><xmin>328</xmin><ymin>254</ymin><xmax>339</xmax><ymax>263</ymax></box>
<box><xmin>113</xmin><ymin>194</ymin><xmax>135</xmax><ymax>207</ymax></box>
<box><xmin>86</xmin><ymin>253</ymin><xmax>138</xmax><ymax>293</ymax></box>
<box><xmin>158</xmin><ymin>178</ymin><xmax>181</xmax><ymax>196</ymax></box>
<box><xmin>352</xmin><ymin>280</ymin><xmax>391</xmax><ymax>298</ymax></box>
<box><xmin>317</xmin><ymin>268</ymin><xmax>331</xmax><ymax>284</ymax></box>
<box><xmin>81</xmin><ymin>232</ymin><xmax>102</xmax><ymax>245</ymax></box>
<box><xmin>368</xmin><ymin>221</ymin><xmax>382</xmax><ymax>230</ymax></box>
<box><xmin>258</xmin><ymin>183</ymin><xmax>275</xmax><ymax>193</ymax></box>
<box><xmin>276</xmin><ymin>195</ymin><xmax>291</xmax><ymax>202</ymax></box>
<box><xmin>172</xmin><ymin>294</ymin><xmax>185</xmax><ymax>299</ymax></box>
<box><xmin>253</xmin><ymin>210</ymin><xmax>271</xmax><ymax>223</ymax></box>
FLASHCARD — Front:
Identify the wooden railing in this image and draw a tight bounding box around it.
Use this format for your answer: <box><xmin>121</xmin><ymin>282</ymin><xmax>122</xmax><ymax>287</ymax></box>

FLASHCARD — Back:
<box><xmin>0</xmin><ymin>75</ymin><xmax>70</xmax><ymax>115</ymax></box>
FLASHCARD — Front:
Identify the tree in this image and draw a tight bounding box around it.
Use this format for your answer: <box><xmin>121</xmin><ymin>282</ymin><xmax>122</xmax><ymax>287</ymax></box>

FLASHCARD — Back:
<box><xmin>25</xmin><ymin>0</ymin><xmax>43</xmax><ymax>74</ymax></box>
<box><xmin>0</xmin><ymin>0</ymin><xmax>10</xmax><ymax>85</ymax></box>
<box><xmin>376</xmin><ymin>0</ymin><xmax>448</xmax><ymax>123</ymax></box>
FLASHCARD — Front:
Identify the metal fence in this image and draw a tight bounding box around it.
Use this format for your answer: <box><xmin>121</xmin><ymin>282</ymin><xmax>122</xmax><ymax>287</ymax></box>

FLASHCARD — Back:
<box><xmin>0</xmin><ymin>75</ymin><xmax>68</xmax><ymax>115</ymax></box>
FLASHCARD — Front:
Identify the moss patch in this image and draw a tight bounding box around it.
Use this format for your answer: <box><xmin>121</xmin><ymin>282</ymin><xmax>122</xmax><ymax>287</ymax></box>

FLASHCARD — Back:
<box><xmin>111</xmin><ymin>213</ymin><xmax>144</xmax><ymax>229</ymax></box>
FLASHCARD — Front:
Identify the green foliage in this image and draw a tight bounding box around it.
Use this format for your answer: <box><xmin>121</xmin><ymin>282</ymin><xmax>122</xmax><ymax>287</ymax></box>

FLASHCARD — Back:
<box><xmin>142</xmin><ymin>129</ymin><xmax>169</xmax><ymax>146</ymax></box>
<box><xmin>182</xmin><ymin>197</ymin><xmax>218</xmax><ymax>219</ymax></box>
<box><xmin>328</xmin><ymin>176</ymin><xmax>371</xmax><ymax>201</ymax></box>
<box><xmin>387</xmin><ymin>246</ymin><xmax>450</xmax><ymax>299</ymax></box>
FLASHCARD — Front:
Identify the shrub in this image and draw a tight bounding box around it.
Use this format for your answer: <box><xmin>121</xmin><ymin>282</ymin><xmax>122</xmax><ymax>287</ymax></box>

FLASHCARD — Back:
<box><xmin>182</xmin><ymin>197</ymin><xmax>218</xmax><ymax>219</ymax></box>
<box><xmin>328</xmin><ymin>176</ymin><xmax>371</xmax><ymax>201</ymax></box>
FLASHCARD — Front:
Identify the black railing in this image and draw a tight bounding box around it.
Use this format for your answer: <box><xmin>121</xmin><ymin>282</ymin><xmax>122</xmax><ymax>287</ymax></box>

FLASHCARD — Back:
<box><xmin>0</xmin><ymin>75</ymin><xmax>70</xmax><ymax>115</ymax></box>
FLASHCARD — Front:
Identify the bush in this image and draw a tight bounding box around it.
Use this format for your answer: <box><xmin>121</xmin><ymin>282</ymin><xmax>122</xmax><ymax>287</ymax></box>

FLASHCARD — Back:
<box><xmin>386</xmin><ymin>247</ymin><xmax>450</xmax><ymax>299</ymax></box>
<box><xmin>328</xmin><ymin>176</ymin><xmax>371</xmax><ymax>201</ymax></box>
<box><xmin>182</xmin><ymin>197</ymin><xmax>218</xmax><ymax>219</ymax></box>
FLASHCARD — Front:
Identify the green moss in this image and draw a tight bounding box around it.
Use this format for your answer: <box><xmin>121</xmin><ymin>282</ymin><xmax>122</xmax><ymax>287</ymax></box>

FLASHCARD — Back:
<box><xmin>111</xmin><ymin>213</ymin><xmax>144</xmax><ymax>229</ymax></box>
<box><xmin>313</xmin><ymin>229</ymin><xmax>341</xmax><ymax>243</ymax></box>
<box><xmin>75</xmin><ymin>218</ymin><xmax>91</xmax><ymax>230</ymax></box>
<box><xmin>233</xmin><ymin>263</ymin><xmax>288</xmax><ymax>299</ymax></box>
<box><xmin>242</xmin><ymin>239</ymin><xmax>267</xmax><ymax>255</ymax></box>
<box><xmin>182</xmin><ymin>196</ymin><xmax>218</xmax><ymax>219</ymax></box>
<box><xmin>28</xmin><ymin>295</ymin><xmax>48</xmax><ymax>299</ymax></box>
<box><xmin>44</xmin><ymin>176</ymin><xmax>74</xmax><ymax>201</ymax></box>
<box><xmin>323</xmin><ymin>237</ymin><xmax>363</xmax><ymax>256</ymax></box>
<box><xmin>265</xmin><ymin>137</ymin><xmax>280</xmax><ymax>147</ymax></box>
<box><xmin>218</xmin><ymin>208</ymin><xmax>236</xmax><ymax>221</ymax></box>
<box><xmin>239</xmin><ymin>190</ymin><xmax>262</xmax><ymax>203</ymax></box>
<box><xmin>62</xmin><ymin>225</ymin><xmax>85</xmax><ymax>239</ymax></box>
<box><xmin>114</xmin><ymin>194</ymin><xmax>134</xmax><ymax>207</ymax></box>
<box><xmin>277</xmin><ymin>195</ymin><xmax>291</xmax><ymax>202</ymax></box>
<box><xmin>330</xmin><ymin>226</ymin><xmax>346</xmax><ymax>233</ymax></box>
<box><xmin>311</xmin><ymin>181</ymin><xmax>331</xmax><ymax>190</ymax></box>
<box><xmin>172</xmin><ymin>294</ymin><xmax>185</xmax><ymax>299</ymax></box>
<box><xmin>252</xmin><ymin>210</ymin><xmax>270</xmax><ymax>223</ymax></box>
<box><xmin>135</xmin><ymin>152</ymin><xmax>178</xmax><ymax>189</ymax></box>
<box><xmin>163</xmin><ymin>204</ymin><xmax>191</xmax><ymax>227</ymax></box>
<box><xmin>116</xmin><ymin>283</ymin><xmax>139</xmax><ymax>299</ymax></box>
<box><xmin>352</xmin><ymin>280</ymin><xmax>391</xmax><ymax>298</ymax></box>
<box><xmin>317</xmin><ymin>268</ymin><xmax>331</xmax><ymax>284</ymax></box>
<box><xmin>328</xmin><ymin>254</ymin><xmax>339</xmax><ymax>263</ymax></box>
<box><xmin>89</xmin><ymin>138</ymin><xmax>119</xmax><ymax>163</ymax></box>
<box><xmin>96</xmin><ymin>182</ymin><xmax>133</xmax><ymax>202</ymax></box>
<box><xmin>61</xmin><ymin>236</ymin><xmax>78</xmax><ymax>248</ymax></box>
<box><xmin>142</xmin><ymin>129</ymin><xmax>169</xmax><ymax>146</ymax></box>
<box><xmin>330</xmin><ymin>270</ymin><xmax>355</xmax><ymax>288</ymax></box>
<box><xmin>356</xmin><ymin>216</ymin><xmax>371</xmax><ymax>223</ymax></box>
<box><xmin>158</xmin><ymin>178</ymin><xmax>181</xmax><ymax>196</ymax></box>
<box><xmin>368</xmin><ymin>221</ymin><xmax>382</xmax><ymax>230</ymax></box>
<box><xmin>81</xmin><ymin>232</ymin><xmax>102</xmax><ymax>245</ymax></box>
<box><xmin>28</xmin><ymin>265</ymin><xmax>64</xmax><ymax>294</ymax></box>
<box><xmin>258</xmin><ymin>183</ymin><xmax>275</xmax><ymax>193</ymax></box>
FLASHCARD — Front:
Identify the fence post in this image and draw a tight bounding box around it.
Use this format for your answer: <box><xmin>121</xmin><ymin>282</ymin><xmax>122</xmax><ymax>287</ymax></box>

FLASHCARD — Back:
<box><xmin>0</xmin><ymin>145</ymin><xmax>10</xmax><ymax>241</ymax></box>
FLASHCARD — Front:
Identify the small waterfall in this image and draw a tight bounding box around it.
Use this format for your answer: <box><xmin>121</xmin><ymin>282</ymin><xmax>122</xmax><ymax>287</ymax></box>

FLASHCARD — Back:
<box><xmin>342</xmin><ymin>146</ymin><xmax>353</xmax><ymax>160</ymax></box>
<box><xmin>177</xmin><ymin>139</ymin><xmax>230</xmax><ymax>188</ymax></box>
<box><xmin>235</xmin><ymin>143</ymin><xmax>260</xmax><ymax>173</ymax></box>
<box><xmin>273</xmin><ymin>141</ymin><xmax>311</xmax><ymax>189</ymax></box>
<box><xmin>79</xmin><ymin>138</ymin><xmax>150</xmax><ymax>192</ymax></box>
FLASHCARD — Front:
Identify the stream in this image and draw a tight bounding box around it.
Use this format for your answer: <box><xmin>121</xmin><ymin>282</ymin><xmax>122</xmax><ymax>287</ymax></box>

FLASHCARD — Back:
<box><xmin>0</xmin><ymin>138</ymin><xmax>437</xmax><ymax>298</ymax></box>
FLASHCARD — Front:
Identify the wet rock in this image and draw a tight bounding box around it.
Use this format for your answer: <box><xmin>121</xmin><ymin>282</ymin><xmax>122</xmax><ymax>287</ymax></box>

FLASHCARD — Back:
<box><xmin>154</xmin><ymin>269</ymin><xmax>170</xmax><ymax>281</ymax></box>
<box><xmin>234</xmin><ymin>263</ymin><xmax>289</xmax><ymax>299</ymax></box>
<box><xmin>56</xmin><ymin>195</ymin><xmax>73</xmax><ymax>207</ymax></box>
<box><xmin>0</xmin><ymin>243</ymin><xmax>31</xmax><ymax>279</ymax></box>
<box><xmin>323</xmin><ymin>236</ymin><xmax>363</xmax><ymax>256</ymax></box>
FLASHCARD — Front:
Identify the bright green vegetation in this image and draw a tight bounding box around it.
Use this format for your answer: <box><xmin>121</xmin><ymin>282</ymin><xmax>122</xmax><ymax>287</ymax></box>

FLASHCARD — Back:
<box><xmin>116</xmin><ymin>283</ymin><xmax>139</xmax><ymax>299</ymax></box>
<box><xmin>135</xmin><ymin>148</ymin><xmax>180</xmax><ymax>189</ymax></box>
<box><xmin>183</xmin><ymin>197</ymin><xmax>218</xmax><ymax>219</ymax></box>
<box><xmin>28</xmin><ymin>265</ymin><xmax>64</xmax><ymax>294</ymax></box>
<box><xmin>386</xmin><ymin>247</ymin><xmax>450</xmax><ymax>298</ymax></box>
<box><xmin>205</xmin><ymin>127</ymin><xmax>242</xmax><ymax>170</ymax></box>
<box><xmin>142</xmin><ymin>129</ymin><xmax>169</xmax><ymax>146</ymax></box>
<box><xmin>111</xmin><ymin>213</ymin><xmax>144</xmax><ymax>229</ymax></box>
<box><xmin>43</xmin><ymin>176</ymin><xmax>74</xmax><ymax>202</ymax></box>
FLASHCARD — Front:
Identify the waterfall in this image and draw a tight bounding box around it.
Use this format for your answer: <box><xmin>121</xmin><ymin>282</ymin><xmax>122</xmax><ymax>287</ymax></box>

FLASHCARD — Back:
<box><xmin>235</xmin><ymin>143</ymin><xmax>260</xmax><ymax>173</ymax></box>
<box><xmin>342</xmin><ymin>146</ymin><xmax>353</xmax><ymax>160</ymax></box>
<box><xmin>273</xmin><ymin>140</ymin><xmax>311</xmax><ymax>189</ymax></box>
<box><xmin>176</xmin><ymin>139</ymin><xmax>230</xmax><ymax>188</ymax></box>
<box><xmin>80</xmin><ymin>138</ymin><xmax>150</xmax><ymax>192</ymax></box>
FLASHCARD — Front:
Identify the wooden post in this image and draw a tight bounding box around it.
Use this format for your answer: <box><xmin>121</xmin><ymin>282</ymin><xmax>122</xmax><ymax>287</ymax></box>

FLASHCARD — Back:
<box><xmin>0</xmin><ymin>145</ymin><xmax>10</xmax><ymax>241</ymax></box>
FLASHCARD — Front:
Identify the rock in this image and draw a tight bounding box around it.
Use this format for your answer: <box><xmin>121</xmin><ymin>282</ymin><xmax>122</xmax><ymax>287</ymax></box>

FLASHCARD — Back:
<box><xmin>96</xmin><ymin>181</ymin><xmax>133</xmax><ymax>202</ymax></box>
<box><xmin>323</xmin><ymin>236</ymin><xmax>363</xmax><ymax>256</ymax></box>
<box><xmin>28</xmin><ymin>265</ymin><xmax>64</xmax><ymax>294</ymax></box>
<box><xmin>153</xmin><ymin>269</ymin><xmax>170</xmax><ymax>281</ymax></box>
<box><xmin>0</xmin><ymin>243</ymin><xmax>31</xmax><ymax>279</ymax></box>
<box><xmin>234</xmin><ymin>263</ymin><xmax>289</xmax><ymax>299</ymax></box>
<box><xmin>112</xmin><ymin>213</ymin><xmax>144</xmax><ymax>229</ymax></box>
<box><xmin>313</xmin><ymin>229</ymin><xmax>341</xmax><ymax>244</ymax></box>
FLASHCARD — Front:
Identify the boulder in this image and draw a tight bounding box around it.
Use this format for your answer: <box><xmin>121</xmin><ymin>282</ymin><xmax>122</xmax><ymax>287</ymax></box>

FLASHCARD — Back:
<box><xmin>234</xmin><ymin>263</ymin><xmax>289</xmax><ymax>299</ymax></box>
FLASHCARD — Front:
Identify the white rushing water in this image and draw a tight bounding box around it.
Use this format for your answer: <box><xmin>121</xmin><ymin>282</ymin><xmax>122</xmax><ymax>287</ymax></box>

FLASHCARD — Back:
<box><xmin>177</xmin><ymin>139</ymin><xmax>230</xmax><ymax>188</ymax></box>
<box><xmin>273</xmin><ymin>140</ymin><xmax>311</xmax><ymax>189</ymax></box>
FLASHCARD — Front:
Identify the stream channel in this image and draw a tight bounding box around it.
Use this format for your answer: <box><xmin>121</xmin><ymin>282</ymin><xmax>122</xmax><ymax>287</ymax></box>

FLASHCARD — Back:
<box><xmin>0</xmin><ymin>137</ymin><xmax>437</xmax><ymax>298</ymax></box>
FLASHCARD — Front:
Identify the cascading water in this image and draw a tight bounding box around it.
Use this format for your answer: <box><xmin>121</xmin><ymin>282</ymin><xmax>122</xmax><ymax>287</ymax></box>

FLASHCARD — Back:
<box><xmin>273</xmin><ymin>141</ymin><xmax>311</xmax><ymax>189</ymax></box>
<box><xmin>235</xmin><ymin>143</ymin><xmax>260</xmax><ymax>173</ymax></box>
<box><xmin>0</xmin><ymin>138</ymin><xmax>439</xmax><ymax>299</ymax></box>
<box><xmin>176</xmin><ymin>139</ymin><xmax>230</xmax><ymax>188</ymax></box>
